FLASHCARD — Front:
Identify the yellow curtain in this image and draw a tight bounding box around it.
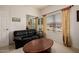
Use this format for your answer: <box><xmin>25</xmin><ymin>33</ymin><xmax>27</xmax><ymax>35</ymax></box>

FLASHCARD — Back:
<box><xmin>35</xmin><ymin>17</ymin><xmax>38</xmax><ymax>31</ymax></box>
<box><xmin>42</xmin><ymin>15</ymin><xmax>46</xmax><ymax>35</ymax></box>
<box><xmin>62</xmin><ymin>7</ymin><xmax>72</xmax><ymax>47</ymax></box>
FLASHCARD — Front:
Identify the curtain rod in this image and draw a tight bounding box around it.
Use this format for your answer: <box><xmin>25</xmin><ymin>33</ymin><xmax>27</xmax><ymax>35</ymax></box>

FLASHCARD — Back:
<box><xmin>42</xmin><ymin>5</ymin><xmax>74</xmax><ymax>16</ymax></box>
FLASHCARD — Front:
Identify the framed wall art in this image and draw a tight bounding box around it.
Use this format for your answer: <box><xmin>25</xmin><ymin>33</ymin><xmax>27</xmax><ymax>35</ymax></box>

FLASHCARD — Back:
<box><xmin>12</xmin><ymin>17</ymin><xmax>21</xmax><ymax>22</ymax></box>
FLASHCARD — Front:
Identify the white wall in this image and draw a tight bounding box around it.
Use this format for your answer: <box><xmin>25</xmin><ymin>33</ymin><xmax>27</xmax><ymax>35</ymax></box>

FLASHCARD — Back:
<box><xmin>70</xmin><ymin>6</ymin><xmax>79</xmax><ymax>49</ymax></box>
<box><xmin>9</xmin><ymin>6</ymin><xmax>40</xmax><ymax>31</ymax></box>
<box><xmin>0</xmin><ymin>6</ymin><xmax>40</xmax><ymax>45</ymax></box>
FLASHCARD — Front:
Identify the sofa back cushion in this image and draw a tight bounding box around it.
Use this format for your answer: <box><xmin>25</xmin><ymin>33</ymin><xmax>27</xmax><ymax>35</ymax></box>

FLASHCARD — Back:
<box><xmin>28</xmin><ymin>29</ymin><xmax>36</xmax><ymax>36</ymax></box>
<box><xmin>14</xmin><ymin>30</ymin><xmax>28</xmax><ymax>36</ymax></box>
<box><xmin>14</xmin><ymin>29</ymin><xmax>37</xmax><ymax>37</ymax></box>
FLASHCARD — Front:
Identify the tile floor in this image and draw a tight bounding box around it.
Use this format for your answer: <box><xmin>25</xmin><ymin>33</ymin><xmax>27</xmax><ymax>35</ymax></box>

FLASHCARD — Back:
<box><xmin>0</xmin><ymin>41</ymin><xmax>79</xmax><ymax>53</ymax></box>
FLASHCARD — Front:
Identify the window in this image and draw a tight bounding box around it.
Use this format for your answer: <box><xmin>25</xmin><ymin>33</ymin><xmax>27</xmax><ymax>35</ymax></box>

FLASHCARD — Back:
<box><xmin>46</xmin><ymin>11</ymin><xmax>62</xmax><ymax>32</ymax></box>
<box><xmin>53</xmin><ymin>13</ymin><xmax>62</xmax><ymax>31</ymax></box>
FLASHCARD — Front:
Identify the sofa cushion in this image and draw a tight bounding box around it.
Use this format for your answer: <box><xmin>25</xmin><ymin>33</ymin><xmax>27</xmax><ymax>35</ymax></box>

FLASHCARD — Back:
<box><xmin>14</xmin><ymin>37</ymin><xmax>22</xmax><ymax>40</ymax></box>
<box><xmin>31</xmin><ymin>36</ymin><xmax>38</xmax><ymax>39</ymax></box>
<box><xmin>22</xmin><ymin>37</ymin><xmax>32</xmax><ymax>41</ymax></box>
<box><xmin>14</xmin><ymin>30</ymin><xmax>28</xmax><ymax>36</ymax></box>
<box><xmin>28</xmin><ymin>29</ymin><xmax>36</xmax><ymax>36</ymax></box>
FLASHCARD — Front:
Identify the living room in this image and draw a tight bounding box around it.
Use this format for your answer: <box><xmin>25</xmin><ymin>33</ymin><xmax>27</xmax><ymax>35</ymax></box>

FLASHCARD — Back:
<box><xmin>0</xmin><ymin>5</ymin><xmax>79</xmax><ymax>53</ymax></box>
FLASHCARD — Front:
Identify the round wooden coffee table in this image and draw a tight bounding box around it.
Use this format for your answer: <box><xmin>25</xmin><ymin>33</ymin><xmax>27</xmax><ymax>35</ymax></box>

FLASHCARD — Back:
<box><xmin>23</xmin><ymin>38</ymin><xmax>53</xmax><ymax>53</ymax></box>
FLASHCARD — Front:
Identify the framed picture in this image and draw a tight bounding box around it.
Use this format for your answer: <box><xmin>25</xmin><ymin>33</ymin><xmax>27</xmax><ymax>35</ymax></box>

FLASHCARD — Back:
<box><xmin>77</xmin><ymin>10</ymin><xmax>79</xmax><ymax>22</ymax></box>
<box><xmin>12</xmin><ymin>17</ymin><xmax>20</xmax><ymax>22</ymax></box>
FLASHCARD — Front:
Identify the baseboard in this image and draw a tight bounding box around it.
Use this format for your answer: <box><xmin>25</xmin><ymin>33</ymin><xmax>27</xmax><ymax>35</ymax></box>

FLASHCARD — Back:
<box><xmin>9</xmin><ymin>42</ymin><xmax>15</xmax><ymax>45</ymax></box>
